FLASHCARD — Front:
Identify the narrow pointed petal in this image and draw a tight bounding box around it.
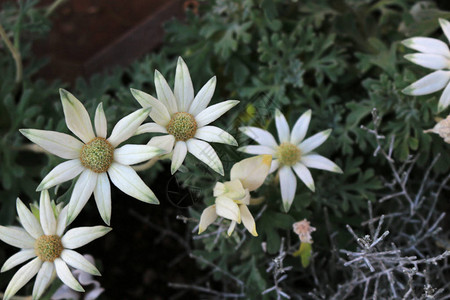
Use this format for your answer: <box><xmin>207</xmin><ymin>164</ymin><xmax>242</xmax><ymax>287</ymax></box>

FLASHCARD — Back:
<box><xmin>171</xmin><ymin>141</ymin><xmax>187</xmax><ymax>174</ymax></box>
<box><xmin>93</xmin><ymin>173</ymin><xmax>111</xmax><ymax>225</ymax></box>
<box><xmin>108</xmin><ymin>162</ymin><xmax>159</xmax><ymax>204</ymax></box>
<box><xmin>16</xmin><ymin>198</ymin><xmax>43</xmax><ymax>239</ymax></box>
<box><xmin>114</xmin><ymin>144</ymin><xmax>165</xmax><ymax>165</ymax></box>
<box><xmin>301</xmin><ymin>153</ymin><xmax>343</xmax><ymax>173</ymax></box>
<box><xmin>279</xmin><ymin>166</ymin><xmax>297</xmax><ymax>212</ymax></box>
<box><xmin>94</xmin><ymin>103</ymin><xmax>107</xmax><ymax>138</ymax></box>
<box><xmin>238</xmin><ymin>145</ymin><xmax>275</xmax><ymax>155</ymax></box>
<box><xmin>402</xmin><ymin>70</ymin><xmax>450</xmax><ymax>96</ymax></box>
<box><xmin>135</xmin><ymin>123</ymin><xmax>167</xmax><ymax>135</ymax></box>
<box><xmin>291</xmin><ymin>110</ymin><xmax>312</xmax><ymax>144</ymax></box>
<box><xmin>227</xmin><ymin>221</ymin><xmax>237</xmax><ymax>236</ymax></box>
<box><xmin>188</xmin><ymin>76</ymin><xmax>217</xmax><ymax>116</ymax></box>
<box><xmin>54</xmin><ymin>258</ymin><xmax>84</xmax><ymax>292</ymax></box>
<box><xmin>195</xmin><ymin>100</ymin><xmax>239</xmax><ymax>127</ymax></box>
<box><xmin>130</xmin><ymin>88</ymin><xmax>171</xmax><ymax>126</ymax></box>
<box><xmin>60</xmin><ymin>89</ymin><xmax>95</xmax><ymax>143</ymax></box>
<box><xmin>239</xmin><ymin>205</ymin><xmax>257</xmax><ymax>236</ymax></box>
<box><xmin>67</xmin><ymin>170</ymin><xmax>97</xmax><ymax>225</ymax></box>
<box><xmin>40</xmin><ymin>190</ymin><xmax>57</xmax><ymax>235</ymax></box>
<box><xmin>3</xmin><ymin>258</ymin><xmax>42</xmax><ymax>300</ymax></box>
<box><xmin>147</xmin><ymin>134</ymin><xmax>175</xmax><ymax>154</ymax></box>
<box><xmin>440</xmin><ymin>18</ymin><xmax>450</xmax><ymax>44</ymax></box>
<box><xmin>62</xmin><ymin>226</ymin><xmax>112</xmax><ymax>249</ymax></box>
<box><xmin>61</xmin><ymin>249</ymin><xmax>100</xmax><ymax>276</ymax></box>
<box><xmin>404</xmin><ymin>53</ymin><xmax>450</xmax><ymax>70</ymax></box>
<box><xmin>215</xmin><ymin>197</ymin><xmax>240</xmax><ymax>222</ymax></box>
<box><xmin>32</xmin><ymin>261</ymin><xmax>54</xmax><ymax>300</ymax></box>
<box><xmin>239</xmin><ymin>126</ymin><xmax>278</xmax><ymax>148</ymax></box>
<box><xmin>1</xmin><ymin>249</ymin><xmax>36</xmax><ymax>272</ymax></box>
<box><xmin>0</xmin><ymin>226</ymin><xmax>35</xmax><ymax>249</ymax></box>
<box><xmin>269</xmin><ymin>159</ymin><xmax>279</xmax><ymax>174</ymax></box>
<box><xmin>299</xmin><ymin>129</ymin><xmax>331</xmax><ymax>154</ymax></box>
<box><xmin>438</xmin><ymin>81</ymin><xmax>450</xmax><ymax>112</ymax></box>
<box><xmin>186</xmin><ymin>139</ymin><xmax>224</xmax><ymax>175</ymax></box>
<box><xmin>275</xmin><ymin>109</ymin><xmax>290</xmax><ymax>143</ymax></box>
<box><xmin>195</xmin><ymin>126</ymin><xmax>238</xmax><ymax>146</ymax></box>
<box><xmin>37</xmin><ymin>160</ymin><xmax>84</xmax><ymax>191</ymax></box>
<box><xmin>198</xmin><ymin>205</ymin><xmax>218</xmax><ymax>234</ymax></box>
<box><xmin>19</xmin><ymin>129</ymin><xmax>83</xmax><ymax>159</ymax></box>
<box><xmin>56</xmin><ymin>207</ymin><xmax>68</xmax><ymax>237</ymax></box>
<box><xmin>107</xmin><ymin>108</ymin><xmax>151</xmax><ymax>147</ymax></box>
<box><xmin>174</xmin><ymin>57</ymin><xmax>194</xmax><ymax>112</ymax></box>
<box><xmin>402</xmin><ymin>37</ymin><xmax>450</xmax><ymax>57</ymax></box>
<box><xmin>155</xmin><ymin>70</ymin><xmax>178</xmax><ymax>114</ymax></box>
<box><xmin>292</xmin><ymin>163</ymin><xmax>315</xmax><ymax>192</ymax></box>
<box><xmin>230</xmin><ymin>155</ymin><xmax>272</xmax><ymax>191</ymax></box>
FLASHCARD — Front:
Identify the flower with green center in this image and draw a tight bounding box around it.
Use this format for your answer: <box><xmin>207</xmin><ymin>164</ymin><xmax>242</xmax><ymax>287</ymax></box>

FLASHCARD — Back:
<box><xmin>238</xmin><ymin>109</ymin><xmax>343</xmax><ymax>212</ymax></box>
<box><xmin>198</xmin><ymin>155</ymin><xmax>272</xmax><ymax>236</ymax></box>
<box><xmin>20</xmin><ymin>89</ymin><xmax>165</xmax><ymax>225</ymax></box>
<box><xmin>131</xmin><ymin>56</ymin><xmax>239</xmax><ymax>175</ymax></box>
<box><xmin>0</xmin><ymin>191</ymin><xmax>111</xmax><ymax>300</ymax></box>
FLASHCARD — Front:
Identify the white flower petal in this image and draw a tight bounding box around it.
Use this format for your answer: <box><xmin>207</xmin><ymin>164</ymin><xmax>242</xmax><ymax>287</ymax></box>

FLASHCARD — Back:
<box><xmin>402</xmin><ymin>37</ymin><xmax>450</xmax><ymax>57</ymax></box>
<box><xmin>62</xmin><ymin>226</ymin><xmax>112</xmax><ymax>249</ymax></box>
<box><xmin>438</xmin><ymin>81</ymin><xmax>450</xmax><ymax>112</ymax></box>
<box><xmin>94</xmin><ymin>103</ymin><xmax>107</xmax><ymax>138</ymax></box>
<box><xmin>188</xmin><ymin>76</ymin><xmax>217</xmax><ymax>116</ymax></box>
<box><xmin>67</xmin><ymin>170</ymin><xmax>98</xmax><ymax>225</ymax></box>
<box><xmin>239</xmin><ymin>204</ymin><xmax>257</xmax><ymax>236</ymax></box>
<box><xmin>0</xmin><ymin>226</ymin><xmax>35</xmax><ymax>249</ymax></box>
<box><xmin>32</xmin><ymin>261</ymin><xmax>54</xmax><ymax>300</ymax></box>
<box><xmin>404</xmin><ymin>53</ymin><xmax>450</xmax><ymax>70</ymax></box>
<box><xmin>198</xmin><ymin>205</ymin><xmax>218</xmax><ymax>234</ymax></box>
<box><xmin>171</xmin><ymin>141</ymin><xmax>187</xmax><ymax>174</ymax></box>
<box><xmin>19</xmin><ymin>129</ymin><xmax>83</xmax><ymax>159</ymax></box>
<box><xmin>195</xmin><ymin>100</ymin><xmax>239</xmax><ymax>127</ymax></box>
<box><xmin>107</xmin><ymin>108</ymin><xmax>151</xmax><ymax>147</ymax></box>
<box><xmin>135</xmin><ymin>123</ymin><xmax>168</xmax><ymax>135</ymax></box>
<box><xmin>279</xmin><ymin>166</ymin><xmax>297</xmax><ymax>212</ymax></box>
<box><xmin>195</xmin><ymin>125</ymin><xmax>238</xmax><ymax>146</ymax></box>
<box><xmin>292</xmin><ymin>163</ymin><xmax>315</xmax><ymax>192</ymax></box>
<box><xmin>108</xmin><ymin>162</ymin><xmax>159</xmax><ymax>204</ymax></box>
<box><xmin>301</xmin><ymin>153</ymin><xmax>343</xmax><ymax>173</ymax></box>
<box><xmin>440</xmin><ymin>18</ymin><xmax>450</xmax><ymax>44</ymax></box>
<box><xmin>3</xmin><ymin>257</ymin><xmax>42</xmax><ymax>300</ymax></box>
<box><xmin>269</xmin><ymin>159</ymin><xmax>279</xmax><ymax>174</ymax></box>
<box><xmin>56</xmin><ymin>207</ymin><xmax>68</xmax><ymax>237</ymax></box>
<box><xmin>227</xmin><ymin>220</ymin><xmax>237</xmax><ymax>236</ymax></box>
<box><xmin>186</xmin><ymin>139</ymin><xmax>224</xmax><ymax>175</ymax></box>
<box><xmin>60</xmin><ymin>89</ymin><xmax>95</xmax><ymax>144</ymax></box>
<box><xmin>37</xmin><ymin>159</ymin><xmax>84</xmax><ymax>191</ymax></box>
<box><xmin>230</xmin><ymin>155</ymin><xmax>272</xmax><ymax>192</ymax></box>
<box><xmin>215</xmin><ymin>197</ymin><xmax>240</xmax><ymax>222</ymax></box>
<box><xmin>402</xmin><ymin>70</ymin><xmax>450</xmax><ymax>96</ymax></box>
<box><xmin>155</xmin><ymin>70</ymin><xmax>178</xmax><ymax>114</ymax></box>
<box><xmin>291</xmin><ymin>110</ymin><xmax>312</xmax><ymax>144</ymax></box>
<box><xmin>1</xmin><ymin>249</ymin><xmax>36</xmax><ymax>273</ymax></box>
<box><xmin>237</xmin><ymin>145</ymin><xmax>275</xmax><ymax>155</ymax></box>
<box><xmin>130</xmin><ymin>88</ymin><xmax>171</xmax><ymax>126</ymax></box>
<box><xmin>54</xmin><ymin>258</ymin><xmax>84</xmax><ymax>292</ymax></box>
<box><xmin>299</xmin><ymin>129</ymin><xmax>331</xmax><ymax>154</ymax></box>
<box><xmin>93</xmin><ymin>172</ymin><xmax>111</xmax><ymax>225</ymax></box>
<box><xmin>39</xmin><ymin>190</ymin><xmax>57</xmax><ymax>235</ymax></box>
<box><xmin>16</xmin><ymin>198</ymin><xmax>43</xmax><ymax>239</ymax></box>
<box><xmin>61</xmin><ymin>249</ymin><xmax>100</xmax><ymax>276</ymax></box>
<box><xmin>114</xmin><ymin>144</ymin><xmax>165</xmax><ymax>166</ymax></box>
<box><xmin>174</xmin><ymin>57</ymin><xmax>195</xmax><ymax>112</ymax></box>
<box><xmin>147</xmin><ymin>134</ymin><xmax>175</xmax><ymax>154</ymax></box>
<box><xmin>239</xmin><ymin>126</ymin><xmax>278</xmax><ymax>148</ymax></box>
<box><xmin>275</xmin><ymin>109</ymin><xmax>290</xmax><ymax>143</ymax></box>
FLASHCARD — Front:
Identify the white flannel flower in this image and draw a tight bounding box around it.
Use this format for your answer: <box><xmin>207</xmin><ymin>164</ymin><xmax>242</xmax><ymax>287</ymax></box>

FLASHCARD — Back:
<box><xmin>239</xmin><ymin>109</ymin><xmax>342</xmax><ymax>212</ymax></box>
<box><xmin>198</xmin><ymin>155</ymin><xmax>272</xmax><ymax>236</ymax></box>
<box><xmin>20</xmin><ymin>89</ymin><xmax>163</xmax><ymax>225</ymax></box>
<box><xmin>0</xmin><ymin>191</ymin><xmax>111</xmax><ymax>300</ymax></box>
<box><xmin>402</xmin><ymin>18</ymin><xmax>450</xmax><ymax>112</ymax></box>
<box><xmin>131</xmin><ymin>57</ymin><xmax>239</xmax><ymax>175</ymax></box>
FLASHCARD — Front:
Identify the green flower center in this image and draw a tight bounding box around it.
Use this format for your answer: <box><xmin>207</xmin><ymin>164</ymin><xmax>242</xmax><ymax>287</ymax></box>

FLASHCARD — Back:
<box><xmin>34</xmin><ymin>235</ymin><xmax>63</xmax><ymax>262</ymax></box>
<box><xmin>166</xmin><ymin>112</ymin><xmax>198</xmax><ymax>141</ymax></box>
<box><xmin>276</xmin><ymin>142</ymin><xmax>301</xmax><ymax>166</ymax></box>
<box><xmin>80</xmin><ymin>137</ymin><xmax>114</xmax><ymax>173</ymax></box>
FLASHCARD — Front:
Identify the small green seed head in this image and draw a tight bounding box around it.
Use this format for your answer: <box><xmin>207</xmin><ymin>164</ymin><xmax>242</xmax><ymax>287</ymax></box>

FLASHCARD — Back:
<box><xmin>276</xmin><ymin>142</ymin><xmax>301</xmax><ymax>166</ymax></box>
<box><xmin>166</xmin><ymin>112</ymin><xmax>198</xmax><ymax>141</ymax></box>
<box><xmin>80</xmin><ymin>137</ymin><xmax>114</xmax><ymax>173</ymax></box>
<box><xmin>34</xmin><ymin>235</ymin><xmax>63</xmax><ymax>262</ymax></box>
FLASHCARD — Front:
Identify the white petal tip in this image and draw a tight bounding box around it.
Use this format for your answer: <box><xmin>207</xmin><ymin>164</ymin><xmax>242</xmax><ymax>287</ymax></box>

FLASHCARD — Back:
<box><xmin>402</xmin><ymin>86</ymin><xmax>415</xmax><ymax>95</ymax></box>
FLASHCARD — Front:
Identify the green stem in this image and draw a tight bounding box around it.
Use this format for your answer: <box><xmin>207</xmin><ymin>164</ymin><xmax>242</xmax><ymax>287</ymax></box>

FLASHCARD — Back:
<box><xmin>45</xmin><ymin>0</ymin><xmax>68</xmax><ymax>17</ymax></box>
<box><xmin>0</xmin><ymin>22</ymin><xmax>23</xmax><ymax>84</ymax></box>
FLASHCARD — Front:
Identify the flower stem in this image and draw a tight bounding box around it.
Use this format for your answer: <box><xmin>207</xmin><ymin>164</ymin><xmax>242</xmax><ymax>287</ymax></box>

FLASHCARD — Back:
<box><xmin>0</xmin><ymin>22</ymin><xmax>23</xmax><ymax>84</ymax></box>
